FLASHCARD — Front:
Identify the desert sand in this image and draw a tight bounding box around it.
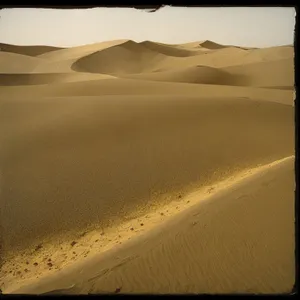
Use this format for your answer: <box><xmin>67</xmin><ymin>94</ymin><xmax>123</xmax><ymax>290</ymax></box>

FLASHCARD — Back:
<box><xmin>0</xmin><ymin>39</ymin><xmax>295</xmax><ymax>294</ymax></box>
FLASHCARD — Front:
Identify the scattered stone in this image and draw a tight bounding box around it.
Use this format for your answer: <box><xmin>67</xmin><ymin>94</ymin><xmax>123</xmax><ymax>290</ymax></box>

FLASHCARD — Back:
<box><xmin>24</xmin><ymin>269</ymin><xmax>29</xmax><ymax>273</ymax></box>
<box><xmin>47</xmin><ymin>262</ymin><xmax>53</xmax><ymax>267</ymax></box>
<box><xmin>48</xmin><ymin>258</ymin><xmax>52</xmax><ymax>262</ymax></box>
<box><xmin>187</xmin><ymin>200</ymin><xmax>190</xmax><ymax>203</ymax></box>
<box><xmin>80</xmin><ymin>231</ymin><xmax>87</xmax><ymax>237</ymax></box>
<box><xmin>160</xmin><ymin>212</ymin><xmax>164</xmax><ymax>216</ymax></box>
<box><xmin>60</xmin><ymin>247</ymin><xmax>63</xmax><ymax>250</ymax></box>
<box><xmin>73</xmin><ymin>251</ymin><xmax>76</xmax><ymax>255</ymax></box>
<box><xmin>176</xmin><ymin>206</ymin><xmax>179</xmax><ymax>209</ymax></box>
<box><xmin>35</xmin><ymin>244</ymin><xmax>43</xmax><ymax>251</ymax></box>
<box><xmin>140</xmin><ymin>223</ymin><xmax>144</xmax><ymax>226</ymax></box>
<box><xmin>100</xmin><ymin>232</ymin><xmax>105</xmax><ymax>236</ymax></box>
<box><xmin>33</xmin><ymin>262</ymin><xmax>38</xmax><ymax>266</ymax></box>
<box><xmin>17</xmin><ymin>271</ymin><xmax>21</xmax><ymax>275</ymax></box>
<box><xmin>26</xmin><ymin>261</ymin><xmax>29</xmax><ymax>265</ymax></box>
<box><xmin>70</xmin><ymin>241</ymin><xmax>77</xmax><ymax>247</ymax></box>
<box><xmin>9</xmin><ymin>270</ymin><xmax>12</xmax><ymax>273</ymax></box>
<box><xmin>130</xmin><ymin>227</ymin><xmax>134</xmax><ymax>231</ymax></box>
<box><xmin>95</xmin><ymin>239</ymin><xmax>99</xmax><ymax>242</ymax></box>
<box><xmin>178</xmin><ymin>194</ymin><xmax>182</xmax><ymax>199</ymax></box>
<box><xmin>115</xmin><ymin>287</ymin><xmax>122</xmax><ymax>293</ymax></box>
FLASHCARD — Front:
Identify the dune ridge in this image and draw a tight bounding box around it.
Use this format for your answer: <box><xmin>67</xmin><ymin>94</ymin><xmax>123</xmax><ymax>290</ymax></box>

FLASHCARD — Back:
<box><xmin>5</xmin><ymin>155</ymin><xmax>295</xmax><ymax>294</ymax></box>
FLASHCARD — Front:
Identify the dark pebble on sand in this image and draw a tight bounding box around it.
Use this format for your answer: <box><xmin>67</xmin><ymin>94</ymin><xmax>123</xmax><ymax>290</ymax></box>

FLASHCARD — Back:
<box><xmin>100</xmin><ymin>232</ymin><xmax>105</xmax><ymax>236</ymax></box>
<box><xmin>47</xmin><ymin>262</ymin><xmax>53</xmax><ymax>267</ymax></box>
<box><xmin>160</xmin><ymin>213</ymin><xmax>164</xmax><ymax>216</ymax></box>
<box><xmin>35</xmin><ymin>244</ymin><xmax>43</xmax><ymax>251</ymax></box>
<box><xmin>24</xmin><ymin>269</ymin><xmax>29</xmax><ymax>273</ymax></box>
<box><xmin>48</xmin><ymin>258</ymin><xmax>51</xmax><ymax>262</ymax></box>
<box><xmin>26</xmin><ymin>261</ymin><xmax>29</xmax><ymax>265</ymax></box>
<box><xmin>33</xmin><ymin>262</ymin><xmax>38</xmax><ymax>266</ymax></box>
<box><xmin>70</xmin><ymin>241</ymin><xmax>77</xmax><ymax>247</ymax></box>
<box><xmin>140</xmin><ymin>223</ymin><xmax>144</xmax><ymax>226</ymax></box>
<box><xmin>178</xmin><ymin>195</ymin><xmax>182</xmax><ymax>198</ymax></box>
<box><xmin>95</xmin><ymin>239</ymin><xmax>99</xmax><ymax>242</ymax></box>
<box><xmin>130</xmin><ymin>227</ymin><xmax>134</xmax><ymax>231</ymax></box>
<box><xmin>17</xmin><ymin>271</ymin><xmax>21</xmax><ymax>275</ymax></box>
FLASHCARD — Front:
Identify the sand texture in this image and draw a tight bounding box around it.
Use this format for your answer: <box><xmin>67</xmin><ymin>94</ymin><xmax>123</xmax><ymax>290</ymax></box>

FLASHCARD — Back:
<box><xmin>0</xmin><ymin>39</ymin><xmax>295</xmax><ymax>294</ymax></box>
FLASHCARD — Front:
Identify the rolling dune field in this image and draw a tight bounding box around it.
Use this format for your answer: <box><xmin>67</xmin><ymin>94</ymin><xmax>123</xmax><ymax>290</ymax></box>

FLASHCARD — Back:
<box><xmin>0</xmin><ymin>39</ymin><xmax>295</xmax><ymax>294</ymax></box>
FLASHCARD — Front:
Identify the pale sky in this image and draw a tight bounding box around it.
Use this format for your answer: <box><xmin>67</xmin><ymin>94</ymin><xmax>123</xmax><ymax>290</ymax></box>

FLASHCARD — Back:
<box><xmin>0</xmin><ymin>7</ymin><xmax>295</xmax><ymax>48</ymax></box>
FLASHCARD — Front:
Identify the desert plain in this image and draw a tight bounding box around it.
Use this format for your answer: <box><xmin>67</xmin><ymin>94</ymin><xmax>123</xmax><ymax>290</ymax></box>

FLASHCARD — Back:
<box><xmin>0</xmin><ymin>39</ymin><xmax>295</xmax><ymax>294</ymax></box>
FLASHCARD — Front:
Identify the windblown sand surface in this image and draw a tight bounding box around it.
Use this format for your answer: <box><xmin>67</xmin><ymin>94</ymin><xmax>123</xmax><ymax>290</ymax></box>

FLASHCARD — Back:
<box><xmin>0</xmin><ymin>39</ymin><xmax>295</xmax><ymax>294</ymax></box>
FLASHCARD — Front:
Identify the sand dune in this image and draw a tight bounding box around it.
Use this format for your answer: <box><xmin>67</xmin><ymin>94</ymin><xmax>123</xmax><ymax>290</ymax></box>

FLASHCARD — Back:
<box><xmin>0</xmin><ymin>43</ymin><xmax>63</xmax><ymax>57</ymax></box>
<box><xmin>9</xmin><ymin>155</ymin><xmax>294</xmax><ymax>295</ymax></box>
<box><xmin>223</xmin><ymin>58</ymin><xmax>294</xmax><ymax>89</ymax></box>
<box><xmin>199</xmin><ymin>40</ymin><xmax>227</xmax><ymax>49</ymax></box>
<box><xmin>31</xmin><ymin>40</ymin><xmax>129</xmax><ymax>73</ymax></box>
<box><xmin>72</xmin><ymin>40</ymin><xmax>172</xmax><ymax>75</ymax></box>
<box><xmin>121</xmin><ymin>66</ymin><xmax>242</xmax><ymax>85</ymax></box>
<box><xmin>139</xmin><ymin>41</ymin><xmax>203</xmax><ymax>57</ymax></box>
<box><xmin>0</xmin><ymin>52</ymin><xmax>46</xmax><ymax>73</ymax></box>
<box><xmin>0</xmin><ymin>79</ymin><xmax>293</xmax><ymax>106</ymax></box>
<box><xmin>0</xmin><ymin>95</ymin><xmax>294</xmax><ymax>253</ymax></box>
<box><xmin>72</xmin><ymin>41</ymin><xmax>293</xmax><ymax>77</ymax></box>
<box><xmin>0</xmin><ymin>73</ymin><xmax>116</xmax><ymax>86</ymax></box>
<box><xmin>0</xmin><ymin>39</ymin><xmax>295</xmax><ymax>294</ymax></box>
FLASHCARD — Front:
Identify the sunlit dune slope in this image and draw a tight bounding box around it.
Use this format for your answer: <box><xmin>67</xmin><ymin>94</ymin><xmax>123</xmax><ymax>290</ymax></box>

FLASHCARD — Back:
<box><xmin>0</xmin><ymin>52</ymin><xmax>46</xmax><ymax>73</ymax></box>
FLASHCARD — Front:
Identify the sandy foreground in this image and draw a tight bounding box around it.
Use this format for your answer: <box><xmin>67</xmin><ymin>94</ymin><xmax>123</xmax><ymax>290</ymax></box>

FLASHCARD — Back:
<box><xmin>0</xmin><ymin>39</ymin><xmax>295</xmax><ymax>294</ymax></box>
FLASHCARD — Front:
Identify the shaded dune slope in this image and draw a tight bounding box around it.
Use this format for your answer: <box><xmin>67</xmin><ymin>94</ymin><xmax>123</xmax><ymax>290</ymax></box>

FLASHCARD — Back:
<box><xmin>121</xmin><ymin>66</ymin><xmax>242</xmax><ymax>85</ymax></box>
<box><xmin>199</xmin><ymin>40</ymin><xmax>227</xmax><ymax>49</ymax></box>
<box><xmin>0</xmin><ymin>73</ymin><xmax>116</xmax><ymax>86</ymax></box>
<box><xmin>223</xmin><ymin>58</ymin><xmax>294</xmax><ymax>89</ymax></box>
<box><xmin>0</xmin><ymin>95</ymin><xmax>294</xmax><ymax>253</ymax></box>
<box><xmin>72</xmin><ymin>40</ymin><xmax>170</xmax><ymax>75</ymax></box>
<box><xmin>32</xmin><ymin>40</ymin><xmax>129</xmax><ymax>73</ymax></box>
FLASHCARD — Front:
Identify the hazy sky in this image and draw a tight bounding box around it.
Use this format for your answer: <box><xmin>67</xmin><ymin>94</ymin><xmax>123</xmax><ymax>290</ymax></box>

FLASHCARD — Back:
<box><xmin>0</xmin><ymin>7</ymin><xmax>295</xmax><ymax>48</ymax></box>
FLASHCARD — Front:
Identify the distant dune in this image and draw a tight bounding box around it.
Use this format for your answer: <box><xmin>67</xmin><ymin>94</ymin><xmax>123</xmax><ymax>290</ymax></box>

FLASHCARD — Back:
<box><xmin>223</xmin><ymin>58</ymin><xmax>294</xmax><ymax>88</ymax></box>
<box><xmin>0</xmin><ymin>52</ymin><xmax>46</xmax><ymax>73</ymax></box>
<box><xmin>0</xmin><ymin>38</ymin><xmax>295</xmax><ymax>294</ymax></box>
<box><xmin>199</xmin><ymin>40</ymin><xmax>227</xmax><ymax>49</ymax></box>
<box><xmin>72</xmin><ymin>40</ymin><xmax>170</xmax><ymax>75</ymax></box>
<box><xmin>0</xmin><ymin>73</ymin><xmax>116</xmax><ymax>86</ymax></box>
<box><xmin>139</xmin><ymin>41</ymin><xmax>202</xmax><ymax>57</ymax></box>
<box><xmin>121</xmin><ymin>66</ymin><xmax>241</xmax><ymax>86</ymax></box>
<box><xmin>0</xmin><ymin>43</ymin><xmax>63</xmax><ymax>57</ymax></box>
